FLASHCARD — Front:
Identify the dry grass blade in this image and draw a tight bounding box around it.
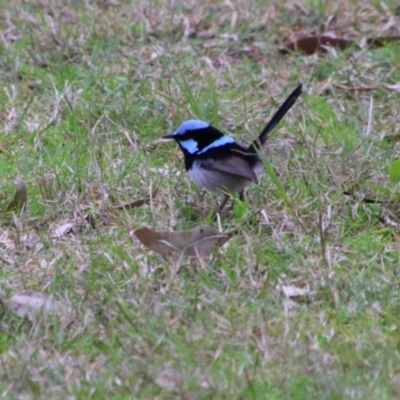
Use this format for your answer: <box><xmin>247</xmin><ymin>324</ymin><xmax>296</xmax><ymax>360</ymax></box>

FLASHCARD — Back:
<box><xmin>113</xmin><ymin>198</ymin><xmax>150</xmax><ymax>210</ymax></box>
<box><xmin>134</xmin><ymin>225</ymin><xmax>234</xmax><ymax>259</ymax></box>
<box><xmin>6</xmin><ymin>174</ymin><xmax>27</xmax><ymax>212</ymax></box>
<box><xmin>113</xmin><ymin>189</ymin><xmax>158</xmax><ymax>211</ymax></box>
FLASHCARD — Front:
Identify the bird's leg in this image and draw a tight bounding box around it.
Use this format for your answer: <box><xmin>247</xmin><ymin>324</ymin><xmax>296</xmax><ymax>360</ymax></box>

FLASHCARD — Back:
<box><xmin>218</xmin><ymin>193</ymin><xmax>230</xmax><ymax>211</ymax></box>
<box><xmin>218</xmin><ymin>189</ymin><xmax>247</xmax><ymax>212</ymax></box>
<box><xmin>199</xmin><ymin>190</ymin><xmax>207</xmax><ymax>201</ymax></box>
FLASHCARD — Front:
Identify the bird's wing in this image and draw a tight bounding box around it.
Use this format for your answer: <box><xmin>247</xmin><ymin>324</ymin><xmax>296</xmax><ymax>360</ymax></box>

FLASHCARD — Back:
<box><xmin>199</xmin><ymin>156</ymin><xmax>259</xmax><ymax>183</ymax></box>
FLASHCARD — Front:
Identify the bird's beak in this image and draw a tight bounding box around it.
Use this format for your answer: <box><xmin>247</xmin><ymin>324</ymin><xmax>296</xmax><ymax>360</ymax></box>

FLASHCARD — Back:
<box><xmin>162</xmin><ymin>134</ymin><xmax>175</xmax><ymax>139</ymax></box>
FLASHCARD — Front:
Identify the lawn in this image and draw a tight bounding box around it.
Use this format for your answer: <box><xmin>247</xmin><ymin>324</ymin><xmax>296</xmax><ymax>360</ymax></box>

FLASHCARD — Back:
<box><xmin>1</xmin><ymin>0</ymin><xmax>400</xmax><ymax>398</ymax></box>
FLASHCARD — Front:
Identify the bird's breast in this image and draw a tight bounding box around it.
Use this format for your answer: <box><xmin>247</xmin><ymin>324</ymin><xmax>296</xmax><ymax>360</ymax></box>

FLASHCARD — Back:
<box><xmin>188</xmin><ymin>161</ymin><xmax>260</xmax><ymax>193</ymax></box>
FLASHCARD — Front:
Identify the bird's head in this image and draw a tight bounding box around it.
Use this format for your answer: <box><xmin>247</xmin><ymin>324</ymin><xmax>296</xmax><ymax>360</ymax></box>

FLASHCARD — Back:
<box><xmin>163</xmin><ymin>119</ymin><xmax>234</xmax><ymax>155</ymax></box>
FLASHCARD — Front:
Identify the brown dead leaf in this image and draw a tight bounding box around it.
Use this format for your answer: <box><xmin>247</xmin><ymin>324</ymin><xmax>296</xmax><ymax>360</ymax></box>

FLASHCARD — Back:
<box><xmin>366</xmin><ymin>36</ymin><xmax>400</xmax><ymax>47</ymax></box>
<box><xmin>6</xmin><ymin>174</ymin><xmax>27</xmax><ymax>212</ymax></box>
<box><xmin>6</xmin><ymin>291</ymin><xmax>69</xmax><ymax>321</ymax></box>
<box><xmin>279</xmin><ymin>35</ymin><xmax>353</xmax><ymax>55</ymax></box>
<box><xmin>133</xmin><ymin>225</ymin><xmax>234</xmax><ymax>259</ymax></box>
<box><xmin>279</xmin><ymin>35</ymin><xmax>400</xmax><ymax>55</ymax></box>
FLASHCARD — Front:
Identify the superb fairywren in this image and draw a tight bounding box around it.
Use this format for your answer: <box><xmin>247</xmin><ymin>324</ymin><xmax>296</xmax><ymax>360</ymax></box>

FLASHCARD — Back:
<box><xmin>163</xmin><ymin>84</ymin><xmax>303</xmax><ymax>209</ymax></box>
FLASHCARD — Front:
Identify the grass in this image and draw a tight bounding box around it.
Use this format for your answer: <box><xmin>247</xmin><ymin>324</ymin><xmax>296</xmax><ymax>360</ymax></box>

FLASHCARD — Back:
<box><xmin>1</xmin><ymin>0</ymin><xmax>400</xmax><ymax>398</ymax></box>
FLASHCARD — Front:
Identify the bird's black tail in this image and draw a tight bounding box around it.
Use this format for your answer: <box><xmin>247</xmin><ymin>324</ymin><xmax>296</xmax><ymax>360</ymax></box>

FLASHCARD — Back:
<box><xmin>248</xmin><ymin>83</ymin><xmax>303</xmax><ymax>152</ymax></box>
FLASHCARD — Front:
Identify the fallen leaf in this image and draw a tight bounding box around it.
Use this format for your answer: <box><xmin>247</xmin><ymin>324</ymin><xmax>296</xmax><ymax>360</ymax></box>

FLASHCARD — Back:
<box><xmin>133</xmin><ymin>225</ymin><xmax>234</xmax><ymax>259</ymax></box>
<box><xmin>279</xmin><ymin>35</ymin><xmax>400</xmax><ymax>55</ymax></box>
<box><xmin>376</xmin><ymin>214</ymin><xmax>398</xmax><ymax>228</ymax></box>
<box><xmin>281</xmin><ymin>285</ymin><xmax>309</xmax><ymax>297</ymax></box>
<box><xmin>98</xmin><ymin>0</ymin><xmax>119</xmax><ymax>7</ymax></box>
<box><xmin>6</xmin><ymin>291</ymin><xmax>67</xmax><ymax>321</ymax></box>
<box><xmin>279</xmin><ymin>35</ymin><xmax>353</xmax><ymax>55</ymax></box>
<box><xmin>6</xmin><ymin>174</ymin><xmax>27</xmax><ymax>212</ymax></box>
<box><xmin>53</xmin><ymin>223</ymin><xmax>75</xmax><ymax>238</ymax></box>
<box><xmin>366</xmin><ymin>36</ymin><xmax>400</xmax><ymax>47</ymax></box>
<box><xmin>343</xmin><ymin>191</ymin><xmax>383</xmax><ymax>204</ymax></box>
<box><xmin>84</xmin><ymin>212</ymin><xmax>96</xmax><ymax>229</ymax></box>
<box><xmin>384</xmin><ymin>83</ymin><xmax>400</xmax><ymax>93</ymax></box>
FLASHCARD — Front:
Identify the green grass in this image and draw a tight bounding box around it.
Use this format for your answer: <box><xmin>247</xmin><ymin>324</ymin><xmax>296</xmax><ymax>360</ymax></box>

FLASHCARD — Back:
<box><xmin>1</xmin><ymin>0</ymin><xmax>400</xmax><ymax>398</ymax></box>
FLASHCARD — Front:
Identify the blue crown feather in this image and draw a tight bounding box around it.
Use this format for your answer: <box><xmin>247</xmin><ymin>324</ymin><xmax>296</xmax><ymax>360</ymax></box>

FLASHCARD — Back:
<box><xmin>173</xmin><ymin>120</ymin><xmax>209</xmax><ymax>136</ymax></box>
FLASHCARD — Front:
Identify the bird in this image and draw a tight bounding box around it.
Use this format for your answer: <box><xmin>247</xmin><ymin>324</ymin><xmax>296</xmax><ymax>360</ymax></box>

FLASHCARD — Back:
<box><xmin>163</xmin><ymin>84</ymin><xmax>303</xmax><ymax>210</ymax></box>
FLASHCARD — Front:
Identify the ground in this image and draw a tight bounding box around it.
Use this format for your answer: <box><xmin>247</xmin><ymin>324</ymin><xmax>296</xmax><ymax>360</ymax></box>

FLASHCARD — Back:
<box><xmin>1</xmin><ymin>0</ymin><xmax>400</xmax><ymax>398</ymax></box>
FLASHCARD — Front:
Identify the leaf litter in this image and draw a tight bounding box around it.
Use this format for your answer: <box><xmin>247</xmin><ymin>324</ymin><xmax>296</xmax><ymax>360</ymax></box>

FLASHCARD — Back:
<box><xmin>5</xmin><ymin>291</ymin><xmax>73</xmax><ymax>322</ymax></box>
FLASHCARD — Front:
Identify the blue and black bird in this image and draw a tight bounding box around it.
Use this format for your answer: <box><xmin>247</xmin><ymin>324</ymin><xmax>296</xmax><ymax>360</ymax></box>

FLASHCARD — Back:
<box><xmin>163</xmin><ymin>84</ymin><xmax>303</xmax><ymax>209</ymax></box>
